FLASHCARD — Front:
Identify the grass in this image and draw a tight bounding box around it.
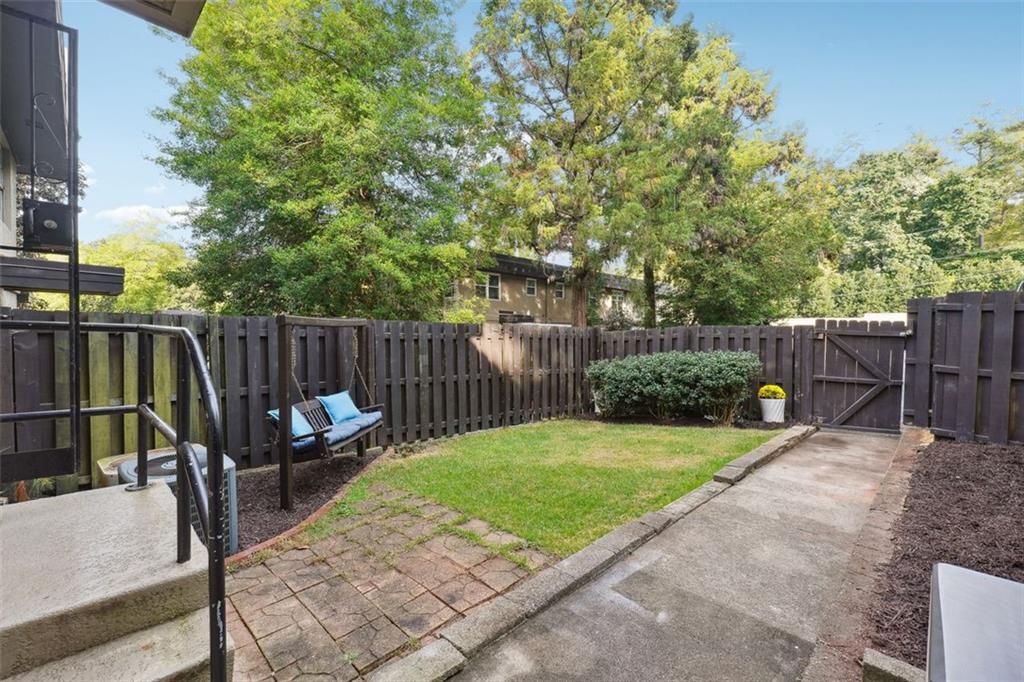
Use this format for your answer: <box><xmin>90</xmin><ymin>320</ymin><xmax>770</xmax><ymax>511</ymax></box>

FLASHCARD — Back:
<box><xmin>364</xmin><ymin>419</ymin><xmax>780</xmax><ymax>556</ymax></box>
<box><xmin>299</xmin><ymin>478</ymin><xmax>371</xmax><ymax>543</ymax></box>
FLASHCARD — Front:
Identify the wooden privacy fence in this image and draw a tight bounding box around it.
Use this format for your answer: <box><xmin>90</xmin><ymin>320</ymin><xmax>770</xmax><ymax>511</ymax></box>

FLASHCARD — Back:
<box><xmin>370</xmin><ymin>321</ymin><xmax>597</xmax><ymax>445</ymax></box>
<box><xmin>0</xmin><ymin>311</ymin><xmax>597</xmax><ymax>482</ymax></box>
<box><xmin>0</xmin><ymin>310</ymin><xmax>908</xmax><ymax>489</ymax></box>
<box><xmin>906</xmin><ymin>291</ymin><xmax>1024</xmax><ymax>444</ymax></box>
<box><xmin>6</xmin><ymin>292</ymin><xmax>1016</xmax><ymax>488</ymax></box>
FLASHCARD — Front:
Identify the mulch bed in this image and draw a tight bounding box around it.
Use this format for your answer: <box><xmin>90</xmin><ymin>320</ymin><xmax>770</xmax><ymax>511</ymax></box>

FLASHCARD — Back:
<box><xmin>579</xmin><ymin>413</ymin><xmax>795</xmax><ymax>430</ymax></box>
<box><xmin>869</xmin><ymin>439</ymin><xmax>1024</xmax><ymax>667</ymax></box>
<box><xmin>235</xmin><ymin>452</ymin><xmax>379</xmax><ymax>551</ymax></box>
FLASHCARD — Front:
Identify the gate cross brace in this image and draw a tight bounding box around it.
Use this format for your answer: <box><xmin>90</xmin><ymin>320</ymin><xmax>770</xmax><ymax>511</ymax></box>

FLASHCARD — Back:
<box><xmin>819</xmin><ymin>329</ymin><xmax>900</xmax><ymax>425</ymax></box>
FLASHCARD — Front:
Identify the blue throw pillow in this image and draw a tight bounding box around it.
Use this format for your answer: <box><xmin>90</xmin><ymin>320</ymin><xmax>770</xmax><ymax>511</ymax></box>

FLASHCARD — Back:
<box><xmin>317</xmin><ymin>391</ymin><xmax>361</xmax><ymax>424</ymax></box>
<box><xmin>267</xmin><ymin>407</ymin><xmax>316</xmax><ymax>438</ymax></box>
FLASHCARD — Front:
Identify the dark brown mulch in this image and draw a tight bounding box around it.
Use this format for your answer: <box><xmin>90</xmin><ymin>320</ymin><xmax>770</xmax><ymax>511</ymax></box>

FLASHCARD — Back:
<box><xmin>869</xmin><ymin>439</ymin><xmax>1024</xmax><ymax>667</ymax></box>
<box><xmin>234</xmin><ymin>451</ymin><xmax>379</xmax><ymax>552</ymax></box>
<box><xmin>579</xmin><ymin>413</ymin><xmax>795</xmax><ymax>430</ymax></box>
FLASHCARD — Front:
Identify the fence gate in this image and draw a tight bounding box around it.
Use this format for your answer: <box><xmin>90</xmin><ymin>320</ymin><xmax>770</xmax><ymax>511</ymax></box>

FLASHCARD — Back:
<box><xmin>811</xmin><ymin>320</ymin><xmax>908</xmax><ymax>433</ymax></box>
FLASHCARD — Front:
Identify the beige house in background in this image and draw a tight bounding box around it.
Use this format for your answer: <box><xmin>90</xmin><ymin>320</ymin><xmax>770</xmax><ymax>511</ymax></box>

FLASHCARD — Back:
<box><xmin>452</xmin><ymin>253</ymin><xmax>641</xmax><ymax>325</ymax></box>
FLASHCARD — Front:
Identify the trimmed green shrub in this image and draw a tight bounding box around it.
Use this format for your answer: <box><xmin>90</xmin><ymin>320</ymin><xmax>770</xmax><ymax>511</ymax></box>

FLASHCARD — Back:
<box><xmin>587</xmin><ymin>350</ymin><xmax>761</xmax><ymax>425</ymax></box>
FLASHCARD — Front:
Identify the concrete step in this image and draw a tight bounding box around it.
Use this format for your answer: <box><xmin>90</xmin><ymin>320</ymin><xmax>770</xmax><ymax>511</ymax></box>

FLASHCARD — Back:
<box><xmin>0</xmin><ymin>483</ymin><xmax>209</xmax><ymax>678</ymax></box>
<box><xmin>5</xmin><ymin>608</ymin><xmax>234</xmax><ymax>682</ymax></box>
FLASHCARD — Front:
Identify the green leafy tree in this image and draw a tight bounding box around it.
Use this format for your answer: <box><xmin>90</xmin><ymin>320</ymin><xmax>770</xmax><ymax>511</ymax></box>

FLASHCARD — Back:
<box><xmin>612</xmin><ymin>34</ymin><xmax>782</xmax><ymax>326</ymax></box>
<box><xmin>804</xmin><ymin>118</ymin><xmax>1024</xmax><ymax>316</ymax></box>
<box><xmin>955</xmin><ymin>118</ymin><xmax>1024</xmax><ymax>250</ymax></box>
<box><xmin>441</xmin><ymin>296</ymin><xmax>489</xmax><ymax>324</ymax></box>
<box><xmin>155</xmin><ymin>0</ymin><xmax>482</xmax><ymax>318</ymax></box>
<box><xmin>471</xmin><ymin>0</ymin><xmax>697</xmax><ymax>326</ymax></box>
<box><xmin>661</xmin><ymin>150</ymin><xmax>833</xmax><ymax>324</ymax></box>
<box><xmin>32</xmin><ymin>224</ymin><xmax>197</xmax><ymax>313</ymax></box>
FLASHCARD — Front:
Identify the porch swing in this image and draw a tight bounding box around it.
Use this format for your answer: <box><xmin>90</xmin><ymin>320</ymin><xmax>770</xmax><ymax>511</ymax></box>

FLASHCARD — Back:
<box><xmin>267</xmin><ymin>333</ymin><xmax>384</xmax><ymax>463</ymax></box>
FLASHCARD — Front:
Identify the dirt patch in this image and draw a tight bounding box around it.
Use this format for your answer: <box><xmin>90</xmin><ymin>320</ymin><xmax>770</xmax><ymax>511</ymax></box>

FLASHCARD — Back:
<box><xmin>235</xmin><ymin>452</ymin><xmax>379</xmax><ymax>551</ymax></box>
<box><xmin>869</xmin><ymin>439</ymin><xmax>1024</xmax><ymax>667</ymax></box>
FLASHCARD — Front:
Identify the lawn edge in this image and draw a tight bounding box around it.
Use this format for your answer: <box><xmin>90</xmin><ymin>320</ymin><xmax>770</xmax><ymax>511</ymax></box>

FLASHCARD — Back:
<box><xmin>712</xmin><ymin>424</ymin><xmax>817</xmax><ymax>483</ymax></box>
<box><xmin>226</xmin><ymin>446</ymin><xmax>389</xmax><ymax>568</ymax></box>
<box><xmin>369</xmin><ymin>424</ymin><xmax>817</xmax><ymax>682</ymax></box>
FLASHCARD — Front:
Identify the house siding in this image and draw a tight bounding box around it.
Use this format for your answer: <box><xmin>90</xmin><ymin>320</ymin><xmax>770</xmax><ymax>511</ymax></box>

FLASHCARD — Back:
<box><xmin>455</xmin><ymin>272</ymin><xmax>640</xmax><ymax>325</ymax></box>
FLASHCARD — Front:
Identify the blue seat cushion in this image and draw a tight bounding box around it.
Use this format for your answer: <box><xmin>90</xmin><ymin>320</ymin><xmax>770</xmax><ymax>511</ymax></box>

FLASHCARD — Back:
<box><xmin>267</xmin><ymin>407</ymin><xmax>317</xmax><ymax>451</ymax></box>
<box><xmin>317</xmin><ymin>391</ymin><xmax>361</xmax><ymax>424</ymax></box>
<box><xmin>324</xmin><ymin>411</ymin><xmax>383</xmax><ymax>446</ymax></box>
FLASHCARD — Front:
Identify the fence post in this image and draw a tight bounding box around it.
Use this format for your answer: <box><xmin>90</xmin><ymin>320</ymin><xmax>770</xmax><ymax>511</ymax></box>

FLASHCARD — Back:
<box><xmin>910</xmin><ymin>298</ymin><xmax>933</xmax><ymax>428</ymax></box>
<box><xmin>276</xmin><ymin>316</ymin><xmax>293</xmax><ymax>510</ymax></box>
<box><xmin>955</xmin><ymin>293</ymin><xmax>983</xmax><ymax>441</ymax></box>
<box><xmin>987</xmin><ymin>291</ymin><xmax>1015</xmax><ymax>443</ymax></box>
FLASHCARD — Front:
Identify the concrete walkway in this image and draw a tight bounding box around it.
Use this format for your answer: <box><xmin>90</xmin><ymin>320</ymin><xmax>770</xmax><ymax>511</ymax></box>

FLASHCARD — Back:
<box><xmin>455</xmin><ymin>429</ymin><xmax>899</xmax><ymax>682</ymax></box>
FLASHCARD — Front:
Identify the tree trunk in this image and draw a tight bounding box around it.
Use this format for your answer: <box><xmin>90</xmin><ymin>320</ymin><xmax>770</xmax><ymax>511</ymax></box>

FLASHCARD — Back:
<box><xmin>643</xmin><ymin>260</ymin><xmax>657</xmax><ymax>328</ymax></box>
<box><xmin>572</xmin><ymin>284</ymin><xmax>588</xmax><ymax>327</ymax></box>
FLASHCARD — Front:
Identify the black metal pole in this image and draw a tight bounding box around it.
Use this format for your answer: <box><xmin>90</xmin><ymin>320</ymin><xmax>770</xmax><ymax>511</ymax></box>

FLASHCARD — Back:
<box><xmin>175</xmin><ymin>338</ymin><xmax>192</xmax><ymax>564</ymax></box>
<box><xmin>135</xmin><ymin>333</ymin><xmax>149</xmax><ymax>488</ymax></box>
<box><xmin>28</xmin><ymin>17</ymin><xmax>36</xmax><ymax>199</ymax></box>
<box><xmin>67</xmin><ymin>27</ymin><xmax>82</xmax><ymax>486</ymax></box>
<box><xmin>207</xmin><ymin>438</ymin><xmax>227</xmax><ymax>682</ymax></box>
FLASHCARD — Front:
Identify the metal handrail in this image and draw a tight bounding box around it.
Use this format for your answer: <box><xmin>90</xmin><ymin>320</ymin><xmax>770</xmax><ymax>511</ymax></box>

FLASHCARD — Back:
<box><xmin>0</xmin><ymin>318</ymin><xmax>227</xmax><ymax>682</ymax></box>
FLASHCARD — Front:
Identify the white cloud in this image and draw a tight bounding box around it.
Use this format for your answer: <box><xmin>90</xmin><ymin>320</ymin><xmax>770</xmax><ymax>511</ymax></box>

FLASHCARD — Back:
<box><xmin>144</xmin><ymin>183</ymin><xmax>167</xmax><ymax>195</ymax></box>
<box><xmin>82</xmin><ymin>163</ymin><xmax>98</xmax><ymax>187</ymax></box>
<box><xmin>94</xmin><ymin>204</ymin><xmax>190</xmax><ymax>227</ymax></box>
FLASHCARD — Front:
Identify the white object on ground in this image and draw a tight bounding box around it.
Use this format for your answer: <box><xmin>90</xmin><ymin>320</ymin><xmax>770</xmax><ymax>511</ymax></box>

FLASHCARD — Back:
<box><xmin>760</xmin><ymin>398</ymin><xmax>785</xmax><ymax>423</ymax></box>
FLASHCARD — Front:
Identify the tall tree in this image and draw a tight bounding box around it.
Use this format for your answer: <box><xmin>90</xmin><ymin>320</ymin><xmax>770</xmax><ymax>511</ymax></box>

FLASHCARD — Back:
<box><xmin>660</xmin><ymin>140</ymin><xmax>828</xmax><ymax>325</ymax></box>
<box><xmin>611</xmin><ymin>34</ymin><xmax>779</xmax><ymax>326</ymax></box>
<box><xmin>471</xmin><ymin>0</ymin><xmax>697</xmax><ymax>326</ymax></box>
<box><xmin>156</xmin><ymin>0</ymin><xmax>482</xmax><ymax>318</ymax></box>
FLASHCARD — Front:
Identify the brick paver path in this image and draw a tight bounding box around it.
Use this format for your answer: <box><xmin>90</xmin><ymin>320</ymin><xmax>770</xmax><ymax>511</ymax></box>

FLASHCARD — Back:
<box><xmin>228</xmin><ymin>484</ymin><xmax>554</xmax><ymax>681</ymax></box>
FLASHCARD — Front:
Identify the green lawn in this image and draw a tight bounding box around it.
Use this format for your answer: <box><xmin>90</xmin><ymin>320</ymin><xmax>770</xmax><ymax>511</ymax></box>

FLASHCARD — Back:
<box><xmin>365</xmin><ymin>419</ymin><xmax>780</xmax><ymax>556</ymax></box>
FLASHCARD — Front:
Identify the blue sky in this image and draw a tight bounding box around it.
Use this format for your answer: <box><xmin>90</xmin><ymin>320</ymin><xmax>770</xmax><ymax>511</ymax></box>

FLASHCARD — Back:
<box><xmin>63</xmin><ymin>0</ymin><xmax>1023</xmax><ymax>242</ymax></box>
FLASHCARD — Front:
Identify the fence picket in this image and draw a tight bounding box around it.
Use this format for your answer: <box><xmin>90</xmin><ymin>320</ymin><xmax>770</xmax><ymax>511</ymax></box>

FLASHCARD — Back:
<box><xmin>988</xmin><ymin>291</ymin><xmax>1014</xmax><ymax>443</ymax></box>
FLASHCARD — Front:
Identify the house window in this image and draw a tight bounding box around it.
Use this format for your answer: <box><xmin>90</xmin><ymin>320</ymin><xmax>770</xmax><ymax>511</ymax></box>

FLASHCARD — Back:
<box><xmin>476</xmin><ymin>273</ymin><xmax>500</xmax><ymax>300</ymax></box>
<box><xmin>554</xmin><ymin>281</ymin><xmax>565</xmax><ymax>299</ymax></box>
<box><xmin>611</xmin><ymin>290</ymin><xmax>625</xmax><ymax>307</ymax></box>
<box><xmin>525</xmin><ymin>278</ymin><xmax>537</xmax><ymax>297</ymax></box>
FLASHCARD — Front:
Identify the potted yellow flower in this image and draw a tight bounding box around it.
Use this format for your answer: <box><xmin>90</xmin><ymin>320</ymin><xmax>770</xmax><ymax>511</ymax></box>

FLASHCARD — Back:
<box><xmin>758</xmin><ymin>384</ymin><xmax>786</xmax><ymax>423</ymax></box>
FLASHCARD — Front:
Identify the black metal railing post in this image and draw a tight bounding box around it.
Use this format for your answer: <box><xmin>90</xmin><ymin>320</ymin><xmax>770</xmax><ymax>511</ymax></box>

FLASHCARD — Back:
<box><xmin>175</xmin><ymin>337</ymin><xmax>192</xmax><ymax>564</ymax></box>
<box><xmin>135</xmin><ymin>332</ymin><xmax>149</xmax><ymax>489</ymax></box>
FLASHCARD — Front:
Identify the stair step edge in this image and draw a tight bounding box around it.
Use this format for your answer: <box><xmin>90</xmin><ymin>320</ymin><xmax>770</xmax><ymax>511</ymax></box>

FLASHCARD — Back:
<box><xmin>3</xmin><ymin>607</ymin><xmax>234</xmax><ymax>682</ymax></box>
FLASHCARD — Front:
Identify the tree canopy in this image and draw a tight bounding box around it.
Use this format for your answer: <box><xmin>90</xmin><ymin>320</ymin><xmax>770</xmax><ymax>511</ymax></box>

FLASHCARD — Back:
<box><xmin>470</xmin><ymin>0</ymin><xmax>699</xmax><ymax>325</ymax></box>
<box><xmin>150</xmin><ymin>0</ymin><xmax>1023</xmax><ymax>325</ymax></box>
<box><xmin>155</xmin><ymin>0</ymin><xmax>481</xmax><ymax>318</ymax></box>
<box><xmin>805</xmin><ymin>120</ymin><xmax>1024</xmax><ymax>317</ymax></box>
<box><xmin>32</xmin><ymin>224</ymin><xmax>197</xmax><ymax>313</ymax></box>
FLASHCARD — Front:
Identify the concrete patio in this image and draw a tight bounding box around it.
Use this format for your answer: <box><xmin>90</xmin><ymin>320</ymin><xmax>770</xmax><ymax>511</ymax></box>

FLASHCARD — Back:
<box><xmin>454</xmin><ymin>429</ymin><xmax>899</xmax><ymax>681</ymax></box>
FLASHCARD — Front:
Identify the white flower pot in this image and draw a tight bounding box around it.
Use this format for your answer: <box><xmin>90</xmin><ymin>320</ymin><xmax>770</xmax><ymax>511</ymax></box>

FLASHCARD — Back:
<box><xmin>760</xmin><ymin>398</ymin><xmax>785</xmax><ymax>423</ymax></box>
